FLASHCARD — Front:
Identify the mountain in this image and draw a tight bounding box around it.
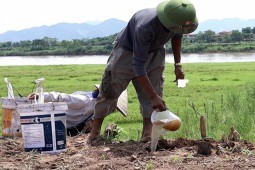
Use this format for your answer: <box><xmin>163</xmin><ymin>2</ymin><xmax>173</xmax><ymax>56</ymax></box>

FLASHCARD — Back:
<box><xmin>195</xmin><ymin>18</ymin><xmax>255</xmax><ymax>33</ymax></box>
<box><xmin>0</xmin><ymin>18</ymin><xmax>254</xmax><ymax>42</ymax></box>
<box><xmin>0</xmin><ymin>18</ymin><xmax>127</xmax><ymax>42</ymax></box>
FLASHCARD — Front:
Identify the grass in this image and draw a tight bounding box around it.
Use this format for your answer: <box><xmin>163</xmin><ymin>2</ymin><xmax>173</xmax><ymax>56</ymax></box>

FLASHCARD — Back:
<box><xmin>0</xmin><ymin>62</ymin><xmax>255</xmax><ymax>141</ymax></box>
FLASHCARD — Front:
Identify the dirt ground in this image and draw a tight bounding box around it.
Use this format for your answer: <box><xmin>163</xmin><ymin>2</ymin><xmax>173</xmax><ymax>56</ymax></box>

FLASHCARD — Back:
<box><xmin>0</xmin><ymin>134</ymin><xmax>255</xmax><ymax>170</ymax></box>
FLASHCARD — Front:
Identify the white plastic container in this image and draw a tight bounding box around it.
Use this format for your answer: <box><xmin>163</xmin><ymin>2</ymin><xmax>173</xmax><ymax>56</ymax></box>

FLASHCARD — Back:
<box><xmin>18</xmin><ymin>102</ymin><xmax>68</xmax><ymax>153</ymax></box>
<box><xmin>150</xmin><ymin>110</ymin><xmax>181</xmax><ymax>152</ymax></box>
<box><xmin>151</xmin><ymin>110</ymin><xmax>181</xmax><ymax>129</ymax></box>
<box><xmin>177</xmin><ymin>79</ymin><xmax>189</xmax><ymax>88</ymax></box>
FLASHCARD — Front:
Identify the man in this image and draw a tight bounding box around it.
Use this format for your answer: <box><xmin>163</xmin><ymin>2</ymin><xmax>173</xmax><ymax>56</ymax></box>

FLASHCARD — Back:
<box><xmin>88</xmin><ymin>0</ymin><xmax>198</xmax><ymax>143</ymax></box>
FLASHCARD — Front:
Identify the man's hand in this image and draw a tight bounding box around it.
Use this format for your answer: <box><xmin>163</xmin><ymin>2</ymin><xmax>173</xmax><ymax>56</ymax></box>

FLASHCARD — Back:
<box><xmin>174</xmin><ymin>65</ymin><xmax>185</xmax><ymax>84</ymax></box>
<box><xmin>151</xmin><ymin>94</ymin><xmax>167</xmax><ymax>112</ymax></box>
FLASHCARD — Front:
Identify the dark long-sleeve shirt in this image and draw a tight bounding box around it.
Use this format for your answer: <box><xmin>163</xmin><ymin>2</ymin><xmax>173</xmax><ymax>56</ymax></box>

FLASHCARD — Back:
<box><xmin>117</xmin><ymin>8</ymin><xmax>182</xmax><ymax>76</ymax></box>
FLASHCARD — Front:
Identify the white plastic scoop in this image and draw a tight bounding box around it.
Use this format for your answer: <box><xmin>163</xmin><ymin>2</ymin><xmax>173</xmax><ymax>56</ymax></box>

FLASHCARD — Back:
<box><xmin>150</xmin><ymin>110</ymin><xmax>181</xmax><ymax>152</ymax></box>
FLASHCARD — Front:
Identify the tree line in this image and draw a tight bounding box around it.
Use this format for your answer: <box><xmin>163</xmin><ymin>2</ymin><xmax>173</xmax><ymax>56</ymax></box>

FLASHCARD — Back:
<box><xmin>0</xmin><ymin>27</ymin><xmax>255</xmax><ymax>56</ymax></box>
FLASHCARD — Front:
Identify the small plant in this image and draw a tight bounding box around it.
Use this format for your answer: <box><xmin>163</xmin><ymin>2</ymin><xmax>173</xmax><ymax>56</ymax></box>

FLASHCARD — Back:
<box><xmin>241</xmin><ymin>149</ymin><xmax>254</xmax><ymax>156</ymax></box>
<box><xmin>186</xmin><ymin>154</ymin><xmax>194</xmax><ymax>159</ymax></box>
<box><xmin>114</xmin><ymin>126</ymin><xmax>131</xmax><ymax>142</ymax></box>
<box><xmin>145</xmin><ymin>161</ymin><xmax>154</xmax><ymax>170</ymax></box>
<box><xmin>172</xmin><ymin>155</ymin><xmax>181</xmax><ymax>163</ymax></box>
<box><xmin>25</xmin><ymin>149</ymin><xmax>38</xmax><ymax>160</ymax></box>
<box><xmin>100</xmin><ymin>153</ymin><xmax>109</xmax><ymax>160</ymax></box>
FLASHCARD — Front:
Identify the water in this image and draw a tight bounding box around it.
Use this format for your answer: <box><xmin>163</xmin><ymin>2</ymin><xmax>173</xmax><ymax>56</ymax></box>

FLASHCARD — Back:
<box><xmin>0</xmin><ymin>53</ymin><xmax>255</xmax><ymax>66</ymax></box>
<box><xmin>151</xmin><ymin>124</ymin><xmax>163</xmax><ymax>152</ymax></box>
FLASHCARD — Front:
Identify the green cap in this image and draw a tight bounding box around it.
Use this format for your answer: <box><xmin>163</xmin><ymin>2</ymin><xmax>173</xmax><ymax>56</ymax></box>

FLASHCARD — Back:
<box><xmin>156</xmin><ymin>0</ymin><xmax>198</xmax><ymax>33</ymax></box>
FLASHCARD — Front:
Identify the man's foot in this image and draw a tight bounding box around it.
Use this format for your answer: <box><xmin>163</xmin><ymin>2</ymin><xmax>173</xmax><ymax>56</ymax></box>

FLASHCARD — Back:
<box><xmin>140</xmin><ymin>136</ymin><xmax>151</xmax><ymax>143</ymax></box>
<box><xmin>86</xmin><ymin>131</ymin><xmax>100</xmax><ymax>144</ymax></box>
<box><xmin>86</xmin><ymin>118</ymin><xmax>104</xmax><ymax>144</ymax></box>
<box><xmin>82</xmin><ymin>120</ymin><xmax>93</xmax><ymax>134</ymax></box>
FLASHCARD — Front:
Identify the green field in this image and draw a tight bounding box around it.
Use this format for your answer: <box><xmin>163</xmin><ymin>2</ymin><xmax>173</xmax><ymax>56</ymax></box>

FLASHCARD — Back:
<box><xmin>1</xmin><ymin>62</ymin><xmax>255</xmax><ymax>141</ymax></box>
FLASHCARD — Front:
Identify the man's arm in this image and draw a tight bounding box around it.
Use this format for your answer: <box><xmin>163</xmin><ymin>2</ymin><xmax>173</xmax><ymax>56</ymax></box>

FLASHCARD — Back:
<box><xmin>171</xmin><ymin>36</ymin><xmax>182</xmax><ymax>63</ymax></box>
<box><xmin>136</xmin><ymin>75</ymin><xmax>166</xmax><ymax>111</ymax></box>
<box><xmin>132</xmin><ymin>27</ymin><xmax>167</xmax><ymax>111</ymax></box>
<box><xmin>171</xmin><ymin>36</ymin><xmax>185</xmax><ymax>82</ymax></box>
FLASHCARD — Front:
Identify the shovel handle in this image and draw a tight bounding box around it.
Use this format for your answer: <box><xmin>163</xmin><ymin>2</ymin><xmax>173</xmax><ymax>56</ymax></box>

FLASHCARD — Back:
<box><xmin>200</xmin><ymin>116</ymin><xmax>206</xmax><ymax>139</ymax></box>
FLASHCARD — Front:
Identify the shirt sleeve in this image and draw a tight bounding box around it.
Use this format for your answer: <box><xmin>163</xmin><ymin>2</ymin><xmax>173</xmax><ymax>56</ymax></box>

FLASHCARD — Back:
<box><xmin>132</xmin><ymin>26</ymin><xmax>154</xmax><ymax>77</ymax></box>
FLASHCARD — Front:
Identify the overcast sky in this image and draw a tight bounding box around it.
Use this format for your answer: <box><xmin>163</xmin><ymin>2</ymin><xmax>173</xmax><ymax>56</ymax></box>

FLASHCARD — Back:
<box><xmin>0</xmin><ymin>0</ymin><xmax>254</xmax><ymax>34</ymax></box>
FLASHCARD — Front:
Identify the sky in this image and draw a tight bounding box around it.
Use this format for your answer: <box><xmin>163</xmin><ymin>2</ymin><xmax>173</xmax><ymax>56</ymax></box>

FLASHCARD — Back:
<box><xmin>1</xmin><ymin>0</ymin><xmax>255</xmax><ymax>34</ymax></box>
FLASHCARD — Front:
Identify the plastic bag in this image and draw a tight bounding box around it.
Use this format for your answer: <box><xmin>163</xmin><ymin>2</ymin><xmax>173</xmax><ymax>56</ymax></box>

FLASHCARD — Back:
<box><xmin>4</xmin><ymin>78</ymin><xmax>15</xmax><ymax>99</ymax></box>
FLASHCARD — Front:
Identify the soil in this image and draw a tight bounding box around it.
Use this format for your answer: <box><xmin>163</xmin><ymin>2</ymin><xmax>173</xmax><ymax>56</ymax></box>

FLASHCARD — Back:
<box><xmin>0</xmin><ymin>135</ymin><xmax>255</xmax><ymax>170</ymax></box>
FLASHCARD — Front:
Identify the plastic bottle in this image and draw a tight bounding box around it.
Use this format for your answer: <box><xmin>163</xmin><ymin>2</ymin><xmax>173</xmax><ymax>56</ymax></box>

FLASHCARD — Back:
<box><xmin>34</xmin><ymin>78</ymin><xmax>45</xmax><ymax>104</ymax></box>
<box><xmin>4</xmin><ymin>78</ymin><xmax>15</xmax><ymax>99</ymax></box>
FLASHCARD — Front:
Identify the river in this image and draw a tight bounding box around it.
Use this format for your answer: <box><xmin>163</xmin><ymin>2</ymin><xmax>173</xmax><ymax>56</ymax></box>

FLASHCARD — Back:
<box><xmin>1</xmin><ymin>53</ymin><xmax>255</xmax><ymax>66</ymax></box>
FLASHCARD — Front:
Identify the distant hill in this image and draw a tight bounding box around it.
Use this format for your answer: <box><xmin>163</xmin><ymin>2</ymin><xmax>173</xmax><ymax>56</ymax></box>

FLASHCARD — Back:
<box><xmin>0</xmin><ymin>18</ymin><xmax>254</xmax><ymax>42</ymax></box>
<box><xmin>195</xmin><ymin>18</ymin><xmax>255</xmax><ymax>33</ymax></box>
<box><xmin>0</xmin><ymin>18</ymin><xmax>127</xmax><ymax>42</ymax></box>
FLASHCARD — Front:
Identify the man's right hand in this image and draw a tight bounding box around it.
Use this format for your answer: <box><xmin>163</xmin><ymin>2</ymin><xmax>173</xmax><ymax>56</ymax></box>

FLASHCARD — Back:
<box><xmin>151</xmin><ymin>94</ymin><xmax>167</xmax><ymax>112</ymax></box>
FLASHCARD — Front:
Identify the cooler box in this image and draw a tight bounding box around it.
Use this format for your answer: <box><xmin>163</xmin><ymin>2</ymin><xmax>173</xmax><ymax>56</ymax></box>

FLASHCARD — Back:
<box><xmin>17</xmin><ymin>102</ymin><xmax>68</xmax><ymax>153</ymax></box>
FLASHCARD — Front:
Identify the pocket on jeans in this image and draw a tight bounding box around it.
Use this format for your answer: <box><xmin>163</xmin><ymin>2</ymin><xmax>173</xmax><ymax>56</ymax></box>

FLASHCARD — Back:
<box><xmin>101</xmin><ymin>68</ymin><xmax>112</xmax><ymax>96</ymax></box>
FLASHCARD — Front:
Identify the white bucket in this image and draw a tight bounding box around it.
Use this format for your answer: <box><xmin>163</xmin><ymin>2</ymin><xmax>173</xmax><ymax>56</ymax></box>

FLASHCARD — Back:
<box><xmin>1</xmin><ymin>97</ymin><xmax>31</xmax><ymax>137</ymax></box>
<box><xmin>17</xmin><ymin>102</ymin><xmax>68</xmax><ymax>153</ymax></box>
<box><xmin>150</xmin><ymin>110</ymin><xmax>181</xmax><ymax>152</ymax></box>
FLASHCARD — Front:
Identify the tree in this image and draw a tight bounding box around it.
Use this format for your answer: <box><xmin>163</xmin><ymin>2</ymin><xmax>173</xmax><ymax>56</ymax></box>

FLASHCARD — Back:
<box><xmin>1</xmin><ymin>41</ymin><xmax>12</xmax><ymax>48</ymax></box>
<box><xmin>195</xmin><ymin>31</ymin><xmax>204</xmax><ymax>43</ymax></box>
<box><xmin>203</xmin><ymin>30</ymin><xmax>216</xmax><ymax>43</ymax></box>
<box><xmin>20</xmin><ymin>40</ymin><xmax>32</xmax><ymax>49</ymax></box>
<box><xmin>31</xmin><ymin>39</ymin><xmax>49</xmax><ymax>51</ymax></box>
<box><xmin>230</xmin><ymin>30</ymin><xmax>243</xmax><ymax>42</ymax></box>
<box><xmin>242</xmin><ymin>27</ymin><xmax>252</xmax><ymax>34</ymax></box>
<box><xmin>252</xmin><ymin>27</ymin><xmax>255</xmax><ymax>34</ymax></box>
<box><xmin>43</xmin><ymin>37</ymin><xmax>57</xmax><ymax>49</ymax></box>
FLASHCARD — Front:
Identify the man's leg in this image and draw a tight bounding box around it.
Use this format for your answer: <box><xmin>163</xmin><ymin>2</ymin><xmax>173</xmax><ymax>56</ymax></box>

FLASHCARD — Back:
<box><xmin>87</xmin><ymin>93</ymin><xmax>119</xmax><ymax>144</ymax></box>
<box><xmin>86</xmin><ymin>72</ymin><xmax>121</xmax><ymax>143</ymax></box>
<box><xmin>132</xmin><ymin>67</ymin><xmax>164</xmax><ymax>142</ymax></box>
<box><xmin>141</xmin><ymin>117</ymin><xmax>153</xmax><ymax>142</ymax></box>
<box><xmin>87</xmin><ymin>118</ymin><xmax>104</xmax><ymax>143</ymax></box>
<box><xmin>132</xmin><ymin>49</ymin><xmax>165</xmax><ymax>142</ymax></box>
<box><xmin>132</xmin><ymin>76</ymin><xmax>153</xmax><ymax>142</ymax></box>
<box><xmin>87</xmin><ymin>45</ymin><xmax>134</xmax><ymax>144</ymax></box>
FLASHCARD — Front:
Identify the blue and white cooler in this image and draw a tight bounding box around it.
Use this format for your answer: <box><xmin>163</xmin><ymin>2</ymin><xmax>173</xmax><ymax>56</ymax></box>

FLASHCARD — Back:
<box><xmin>17</xmin><ymin>102</ymin><xmax>68</xmax><ymax>153</ymax></box>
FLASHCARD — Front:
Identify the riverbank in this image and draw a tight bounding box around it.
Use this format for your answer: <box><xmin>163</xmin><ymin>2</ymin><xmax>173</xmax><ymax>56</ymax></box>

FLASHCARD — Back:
<box><xmin>1</xmin><ymin>41</ymin><xmax>255</xmax><ymax>56</ymax></box>
<box><xmin>1</xmin><ymin>52</ymin><xmax>255</xmax><ymax>66</ymax></box>
<box><xmin>1</xmin><ymin>62</ymin><xmax>255</xmax><ymax>141</ymax></box>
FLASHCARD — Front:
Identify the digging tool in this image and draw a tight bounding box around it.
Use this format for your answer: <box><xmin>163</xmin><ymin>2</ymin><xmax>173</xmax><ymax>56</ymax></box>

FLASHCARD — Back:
<box><xmin>189</xmin><ymin>102</ymin><xmax>207</xmax><ymax>140</ymax></box>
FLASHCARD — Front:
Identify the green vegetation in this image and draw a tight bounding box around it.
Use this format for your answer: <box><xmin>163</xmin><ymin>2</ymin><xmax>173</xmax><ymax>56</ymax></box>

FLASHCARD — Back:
<box><xmin>0</xmin><ymin>27</ymin><xmax>255</xmax><ymax>56</ymax></box>
<box><xmin>0</xmin><ymin>62</ymin><xmax>255</xmax><ymax>141</ymax></box>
